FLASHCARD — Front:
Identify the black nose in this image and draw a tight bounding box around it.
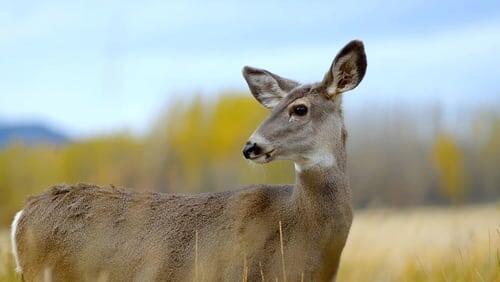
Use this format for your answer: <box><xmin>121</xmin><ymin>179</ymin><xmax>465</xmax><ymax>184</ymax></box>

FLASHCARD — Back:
<box><xmin>243</xmin><ymin>142</ymin><xmax>261</xmax><ymax>159</ymax></box>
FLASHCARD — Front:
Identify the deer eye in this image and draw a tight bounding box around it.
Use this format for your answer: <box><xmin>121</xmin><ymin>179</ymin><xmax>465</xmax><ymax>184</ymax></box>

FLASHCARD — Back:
<box><xmin>292</xmin><ymin>104</ymin><xmax>308</xmax><ymax>116</ymax></box>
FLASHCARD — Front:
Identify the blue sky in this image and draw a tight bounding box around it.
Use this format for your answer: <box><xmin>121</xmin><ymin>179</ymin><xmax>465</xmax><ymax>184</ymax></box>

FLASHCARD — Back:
<box><xmin>1</xmin><ymin>0</ymin><xmax>499</xmax><ymax>136</ymax></box>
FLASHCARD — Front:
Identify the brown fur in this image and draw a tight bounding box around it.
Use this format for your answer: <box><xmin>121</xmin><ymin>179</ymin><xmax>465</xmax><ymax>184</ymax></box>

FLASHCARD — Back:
<box><xmin>16</xmin><ymin>176</ymin><xmax>350</xmax><ymax>281</ymax></box>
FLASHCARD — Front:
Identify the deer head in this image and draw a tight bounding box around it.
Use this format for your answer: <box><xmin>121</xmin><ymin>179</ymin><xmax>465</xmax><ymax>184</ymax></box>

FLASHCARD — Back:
<box><xmin>242</xmin><ymin>40</ymin><xmax>367</xmax><ymax>171</ymax></box>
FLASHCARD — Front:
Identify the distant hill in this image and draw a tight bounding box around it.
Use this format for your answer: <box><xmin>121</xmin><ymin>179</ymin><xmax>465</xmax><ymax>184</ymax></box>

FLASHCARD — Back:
<box><xmin>0</xmin><ymin>123</ymin><xmax>69</xmax><ymax>147</ymax></box>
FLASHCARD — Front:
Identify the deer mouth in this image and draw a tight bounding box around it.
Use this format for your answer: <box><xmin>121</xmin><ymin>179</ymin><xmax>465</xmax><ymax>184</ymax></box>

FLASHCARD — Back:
<box><xmin>249</xmin><ymin>149</ymin><xmax>276</xmax><ymax>163</ymax></box>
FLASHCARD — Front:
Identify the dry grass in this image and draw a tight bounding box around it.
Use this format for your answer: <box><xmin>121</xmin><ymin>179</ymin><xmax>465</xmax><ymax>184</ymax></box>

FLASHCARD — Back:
<box><xmin>0</xmin><ymin>204</ymin><xmax>498</xmax><ymax>282</ymax></box>
<box><xmin>0</xmin><ymin>229</ymin><xmax>17</xmax><ymax>282</ymax></box>
<box><xmin>338</xmin><ymin>204</ymin><xmax>500</xmax><ymax>281</ymax></box>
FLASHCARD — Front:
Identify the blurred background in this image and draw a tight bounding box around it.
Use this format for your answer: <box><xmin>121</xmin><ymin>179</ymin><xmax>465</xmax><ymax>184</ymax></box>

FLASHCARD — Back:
<box><xmin>0</xmin><ymin>1</ymin><xmax>499</xmax><ymax>280</ymax></box>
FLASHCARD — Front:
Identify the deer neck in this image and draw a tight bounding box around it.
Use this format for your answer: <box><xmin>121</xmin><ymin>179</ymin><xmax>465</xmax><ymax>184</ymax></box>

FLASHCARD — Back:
<box><xmin>291</xmin><ymin>143</ymin><xmax>350</xmax><ymax>208</ymax></box>
<box><xmin>293</xmin><ymin>165</ymin><xmax>348</xmax><ymax>201</ymax></box>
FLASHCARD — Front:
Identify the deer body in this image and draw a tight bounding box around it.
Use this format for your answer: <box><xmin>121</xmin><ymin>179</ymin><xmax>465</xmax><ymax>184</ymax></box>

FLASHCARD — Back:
<box><xmin>12</xmin><ymin>40</ymin><xmax>366</xmax><ymax>281</ymax></box>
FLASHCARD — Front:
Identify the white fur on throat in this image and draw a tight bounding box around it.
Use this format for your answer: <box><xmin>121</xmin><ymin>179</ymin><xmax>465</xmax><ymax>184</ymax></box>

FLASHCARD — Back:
<box><xmin>11</xmin><ymin>210</ymin><xmax>24</xmax><ymax>273</ymax></box>
<box><xmin>294</xmin><ymin>151</ymin><xmax>336</xmax><ymax>172</ymax></box>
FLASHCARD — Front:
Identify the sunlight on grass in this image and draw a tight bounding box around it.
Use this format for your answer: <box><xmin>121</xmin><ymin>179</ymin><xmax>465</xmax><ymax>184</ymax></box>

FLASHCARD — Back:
<box><xmin>1</xmin><ymin>204</ymin><xmax>498</xmax><ymax>281</ymax></box>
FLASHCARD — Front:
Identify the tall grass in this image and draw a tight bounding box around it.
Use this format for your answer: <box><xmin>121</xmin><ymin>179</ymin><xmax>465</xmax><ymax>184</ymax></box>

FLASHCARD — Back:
<box><xmin>1</xmin><ymin>204</ymin><xmax>498</xmax><ymax>282</ymax></box>
<box><xmin>337</xmin><ymin>204</ymin><xmax>500</xmax><ymax>281</ymax></box>
<box><xmin>0</xmin><ymin>231</ymin><xmax>17</xmax><ymax>282</ymax></box>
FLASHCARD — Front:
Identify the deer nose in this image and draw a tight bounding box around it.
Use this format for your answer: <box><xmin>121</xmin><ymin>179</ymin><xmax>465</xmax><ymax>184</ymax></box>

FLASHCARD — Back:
<box><xmin>243</xmin><ymin>142</ymin><xmax>262</xmax><ymax>159</ymax></box>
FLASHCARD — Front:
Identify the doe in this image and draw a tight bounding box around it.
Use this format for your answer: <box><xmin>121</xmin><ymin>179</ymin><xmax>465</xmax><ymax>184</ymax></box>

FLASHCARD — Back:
<box><xmin>11</xmin><ymin>40</ymin><xmax>367</xmax><ymax>281</ymax></box>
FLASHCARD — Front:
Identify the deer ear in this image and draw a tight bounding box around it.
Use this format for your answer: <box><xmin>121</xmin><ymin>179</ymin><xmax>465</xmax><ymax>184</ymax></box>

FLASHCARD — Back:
<box><xmin>322</xmin><ymin>40</ymin><xmax>367</xmax><ymax>98</ymax></box>
<box><xmin>242</xmin><ymin>66</ymin><xmax>299</xmax><ymax>109</ymax></box>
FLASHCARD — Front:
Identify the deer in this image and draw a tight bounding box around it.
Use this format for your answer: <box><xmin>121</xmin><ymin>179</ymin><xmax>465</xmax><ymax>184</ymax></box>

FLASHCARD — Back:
<box><xmin>11</xmin><ymin>40</ymin><xmax>367</xmax><ymax>281</ymax></box>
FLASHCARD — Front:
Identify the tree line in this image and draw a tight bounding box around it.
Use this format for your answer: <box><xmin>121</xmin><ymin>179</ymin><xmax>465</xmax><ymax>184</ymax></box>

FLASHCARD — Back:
<box><xmin>0</xmin><ymin>92</ymin><xmax>498</xmax><ymax>226</ymax></box>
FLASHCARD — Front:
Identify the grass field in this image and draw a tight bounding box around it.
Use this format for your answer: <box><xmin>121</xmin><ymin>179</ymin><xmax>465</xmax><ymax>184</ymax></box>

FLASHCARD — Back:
<box><xmin>338</xmin><ymin>204</ymin><xmax>499</xmax><ymax>281</ymax></box>
<box><xmin>0</xmin><ymin>204</ymin><xmax>498</xmax><ymax>281</ymax></box>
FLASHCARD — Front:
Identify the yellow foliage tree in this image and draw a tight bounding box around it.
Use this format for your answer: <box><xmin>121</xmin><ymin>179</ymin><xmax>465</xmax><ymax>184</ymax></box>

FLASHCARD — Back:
<box><xmin>431</xmin><ymin>134</ymin><xmax>465</xmax><ymax>204</ymax></box>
